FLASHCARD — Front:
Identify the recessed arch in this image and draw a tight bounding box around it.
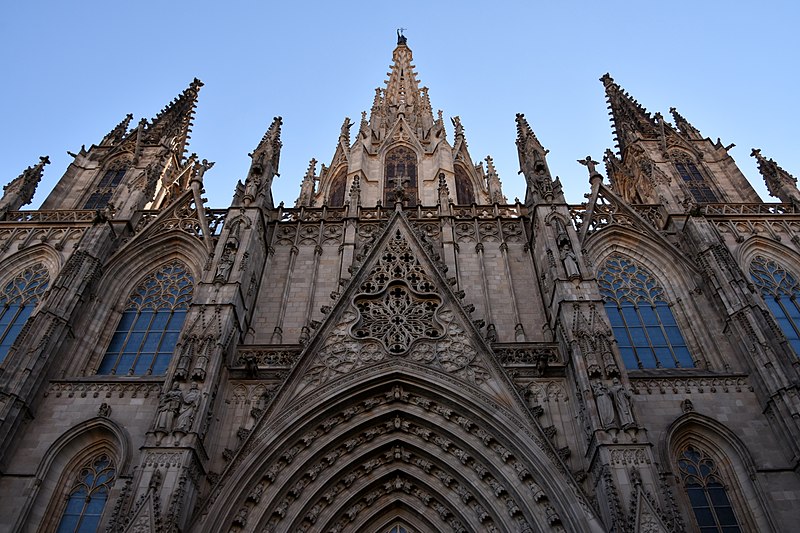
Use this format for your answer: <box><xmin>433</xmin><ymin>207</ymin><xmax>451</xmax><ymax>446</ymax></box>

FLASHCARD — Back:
<box><xmin>383</xmin><ymin>145</ymin><xmax>419</xmax><ymax>207</ymax></box>
<box><xmin>663</xmin><ymin>412</ymin><xmax>776</xmax><ymax>532</ymax></box>
<box><xmin>15</xmin><ymin>417</ymin><xmax>129</xmax><ymax>532</ymax></box>
<box><xmin>194</xmin><ymin>366</ymin><xmax>598</xmax><ymax>533</ymax></box>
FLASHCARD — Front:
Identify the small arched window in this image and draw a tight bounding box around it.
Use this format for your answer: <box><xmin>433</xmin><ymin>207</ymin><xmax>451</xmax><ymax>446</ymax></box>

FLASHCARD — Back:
<box><xmin>55</xmin><ymin>453</ymin><xmax>116</xmax><ymax>533</ymax></box>
<box><xmin>598</xmin><ymin>254</ymin><xmax>693</xmax><ymax>369</ymax></box>
<box><xmin>672</xmin><ymin>154</ymin><xmax>718</xmax><ymax>203</ymax></box>
<box><xmin>677</xmin><ymin>445</ymin><xmax>742</xmax><ymax>532</ymax></box>
<box><xmin>0</xmin><ymin>263</ymin><xmax>49</xmax><ymax>364</ymax></box>
<box><xmin>97</xmin><ymin>261</ymin><xmax>193</xmax><ymax>375</ymax></box>
<box><xmin>749</xmin><ymin>255</ymin><xmax>800</xmax><ymax>355</ymax></box>
<box><xmin>328</xmin><ymin>171</ymin><xmax>347</xmax><ymax>206</ymax></box>
<box><xmin>84</xmin><ymin>160</ymin><xmax>129</xmax><ymax>209</ymax></box>
<box><xmin>454</xmin><ymin>165</ymin><xmax>475</xmax><ymax>205</ymax></box>
<box><xmin>384</xmin><ymin>146</ymin><xmax>418</xmax><ymax>207</ymax></box>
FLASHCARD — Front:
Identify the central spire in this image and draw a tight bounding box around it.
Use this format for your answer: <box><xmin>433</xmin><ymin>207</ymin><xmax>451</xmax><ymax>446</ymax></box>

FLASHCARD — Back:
<box><xmin>368</xmin><ymin>33</ymin><xmax>435</xmax><ymax>138</ymax></box>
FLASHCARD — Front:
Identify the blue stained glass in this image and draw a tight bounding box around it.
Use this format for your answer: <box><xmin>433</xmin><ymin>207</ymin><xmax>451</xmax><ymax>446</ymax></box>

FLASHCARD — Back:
<box><xmin>751</xmin><ymin>256</ymin><xmax>800</xmax><ymax>358</ymax></box>
<box><xmin>56</xmin><ymin>455</ymin><xmax>115</xmax><ymax>533</ymax></box>
<box><xmin>97</xmin><ymin>262</ymin><xmax>193</xmax><ymax>375</ymax></box>
<box><xmin>0</xmin><ymin>264</ymin><xmax>49</xmax><ymax>364</ymax></box>
<box><xmin>599</xmin><ymin>255</ymin><xmax>693</xmax><ymax>369</ymax></box>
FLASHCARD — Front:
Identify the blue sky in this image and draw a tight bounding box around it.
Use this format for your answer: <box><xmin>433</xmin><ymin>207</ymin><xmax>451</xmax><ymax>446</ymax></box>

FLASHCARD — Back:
<box><xmin>1</xmin><ymin>1</ymin><xmax>797</xmax><ymax>208</ymax></box>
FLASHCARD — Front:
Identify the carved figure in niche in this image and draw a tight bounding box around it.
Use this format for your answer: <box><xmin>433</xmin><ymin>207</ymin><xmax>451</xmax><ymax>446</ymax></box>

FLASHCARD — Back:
<box><xmin>610</xmin><ymin>377</ymin><xmax>636</xmax><ymax>429</ymax></box>
<box><xmin>576</xmin><ymin>337</ymin><xmax>601</xmax><ymax>378</ymax></box>
<box><xmin>554</xmin><ymin>218</ymin><xmax>580</xmax><ymax>279</ymax></box>
<box><xmin>155</xmin><ymin>383</ymin><xmax>183</xmax><ymax>433</ymax></box>
<box><xmin>175</xmin><ymin>383</ymin><xmax>201</xmax><ymax>433</ymax></box>
<box><xmin>174</xmin><ymin>339</ymin><xmax>193</xmax><ymax>381</ymax></box>
<box><xmin>592</xmin><ymin>381</ymin><xmax>616</xmax><ymax>429</ymax></box>
<box><xmin>192</xmin><ymin>337</ymin><xmax>212</xmax><ymax>381</ymax></box>
<box><xmin>215</xmin><ymin>247</ymin><xmax>235</xmax><ymax>283</ymax></box>
<box><xmin>243</xmin><ymin>176</ymin><xmax>260</xmax><ymax>206</ymax></box>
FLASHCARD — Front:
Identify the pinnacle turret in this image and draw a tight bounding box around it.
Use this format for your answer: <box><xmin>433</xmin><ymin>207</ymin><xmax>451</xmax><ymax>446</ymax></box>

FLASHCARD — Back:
<box><xmin>485</xmin><ymin>156</ymin><xmax>505</xmax><ymax>204</ymax></box>
<box><xmin>143</xmin><ymin>78</ymin><xmax>203</xmax><ymax>158</ymax></box>
<box><xmin>601</xmin><ymin>74</ymin><xmax>657</xmax><ymax>152</ymax></box>
<box><xmin>669</xmin><ymin>106</ymin><xmax>702</xmax><ymax>140</ymax></box>
<box><xmin>100</xmin><ymin>113</ymin><xmax>134</xmax><ymax>147</ymax></box>
<box><xmin>296</xmin><ymin>158</ymin><xmax>317</xmax><ymax>207</ymax></box>
<box><xmin>516</xmin><ymin>113</ymin><xmax>561</xmax><ymax>204</ymax></box>
<box><xmin>0</xmin><ymin>156</ymin><xmax>49</xmax><ymax>216</ymax></box>
<box><xmin>751</xmin><ymin>148</ymin><xmax>800</xmax><ymax>206</ymax></box>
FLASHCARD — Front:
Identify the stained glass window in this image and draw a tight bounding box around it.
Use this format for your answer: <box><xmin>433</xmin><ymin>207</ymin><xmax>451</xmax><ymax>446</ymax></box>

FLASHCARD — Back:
<box><xmin>598</xmin><ymin>254</ymin><xmax>693</xmax><ymax>369</ymax></box>
<box><xmin>388</xmin><ymin>525</ymin><xmax>409</xmax><ymax>533</ymax></box>
<box><xmin>84</xmin><ymin>161</ymin><xmax>128</xmax><ymax>209</ymax></box>
<box><xmin>384</xmin><ymin>146</ymin><xmax>418</xmax><ymax>206</ymax></box>
<box><xmin>750</xmin><ymin>255</ymin><xmax>800</xmax><ymax>355</ymax></box>
<box><xmin>678</xmin><ymin>446</ymin><xmax>741</xmax><ymax>533</ymax></box>
<box><xmin>97</xmin><ymin>261</ymin><xmax>193</xmax><ymax>375</ymax></box>
<box><xmin>55</xmin><ymin>454</ymin><xmax>116</xmax><ymax>533</ymax></box>
<box><xmin>673</xmin><ymin>156</ymin><xmax>718</xmax><ymax>203</ymax></box>
<box><xmin>0</xmin><ymin>264</ymin><xmax>49</xmax><ymax>364</ymax></box>
<box><xmin>454</xmin><ymin>165</ymin><xmax>475</xmax><ymax>205</ymax></box>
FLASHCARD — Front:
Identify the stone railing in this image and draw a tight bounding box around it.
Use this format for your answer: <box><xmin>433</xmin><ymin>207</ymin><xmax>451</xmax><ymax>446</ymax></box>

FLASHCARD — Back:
<box><xmin>275</xmin><ymin>203</ymin><xmax>525</xmax><ymax>223</ymax></box>
<box><xmin>4</xmin><ymin>209</ymin><xmax>97</xmax><ymax>223</ymax></box>
<box><xmin>702</xmin><ymin>203</ymin><xmax>795</xmax><ymax>216</ymax></box>
<box><xmin>235</xmin><ymin>345</ymin><xmax>304</xmax><ymax>368</ymax></box>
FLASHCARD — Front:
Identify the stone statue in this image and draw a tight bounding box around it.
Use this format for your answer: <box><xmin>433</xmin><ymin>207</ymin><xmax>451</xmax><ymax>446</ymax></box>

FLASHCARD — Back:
<box><xmin>215</xmin><ymin>247</ymin><xmax>235</xmax><ymax>283</ymax></box>
<box><xmin>559</xmin><ymin>242</ymin><xmax>580</xmax><ymax>279</ymax></box>
<box><xmin>175</xmin><ymin>383</ymin><xmax>201</xmax><ymax>432</ymax></box>
<box><xmin>155</xmin><ymin>383</ymin><xmax>183</xmax><ymax>432</ymax></box>
<box><xmin>578</xmin><ymin>155</ymin><xmax>601</xmax><ymax>179</ymax></box>
<box><xmin>593</xmin><ymin>382</ymin><xmax>616</xmax><ymax>429</ymax></box>
<box><xmin>610</xmin><ymin>378</ymin><xmax>635</xmax><ymax>429</ymax></box>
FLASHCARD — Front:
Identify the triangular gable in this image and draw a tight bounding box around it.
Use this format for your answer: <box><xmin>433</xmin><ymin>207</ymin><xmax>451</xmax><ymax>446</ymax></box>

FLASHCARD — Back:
<box><xmin>630</xmin><ymin>485</ymin><xmax>672</xmax><ymax>533</ymax></box>
<box><xmin>268</xmin><ymin>210</ymin><xmax>526</xmax><ymax>413</ymax></box>
<box><xmin>123</xmin><ymin>492</ymin><xmax>163</xmax><ymax>533</ymax></box>
<box><xmin>112</xmin><ymin>188</ymin><xmax>211</xmax><ymax>259</ymax></box>
<box><xmin>378</xmin><ymin>115</ymin><xmax>426</xmax><ymax>155</ymax></box>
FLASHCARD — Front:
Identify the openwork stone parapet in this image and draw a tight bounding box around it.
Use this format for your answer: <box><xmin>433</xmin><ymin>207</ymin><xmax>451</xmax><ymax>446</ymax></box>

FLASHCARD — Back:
<box><xmin>629</xmin><ymin>374</ymin><xmax>750</xmax><ymax>395</ymax></box>
<box><xmin>46</xmin><ymin>379</ymin><xmax>164</xmax><ymax>398</ymax></box>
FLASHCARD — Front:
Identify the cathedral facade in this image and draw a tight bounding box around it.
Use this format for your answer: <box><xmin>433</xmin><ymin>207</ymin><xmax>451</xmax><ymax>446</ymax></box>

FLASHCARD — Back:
<box><xmin>0</xmin><ymin>35</ymin><xmax>799</xmax><ymax>532</ymax></box>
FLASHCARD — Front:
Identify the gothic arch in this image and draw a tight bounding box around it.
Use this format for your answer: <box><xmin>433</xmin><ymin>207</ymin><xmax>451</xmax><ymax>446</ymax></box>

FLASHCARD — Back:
<box><xmin>195</xmin><ymin>367</ymin><xmax>600</xmax><ymax>533</ymax></box>
<box><xmin>16</xmin><ymin>417</ymin><xmax>129</xmax><ymax>532</ymax></box>
<box><xmin>0</xmin><ymin>244</ymin><xmax>62</xmax><ymax>281</ymax></box>
<box><xmin>737</xmin><ymin>236</ymin><xmax>800</xmax><ymax>277</ymax></box>
<box><xmin>71</xmin><ymin>240</ymin><xmax>203</xmax><ymax>376</ymax></box>
<box><xmin>382</xmin><ymin>144</ymin><xmax>420</xmax><ymax>207</ymax></box>
<box><xmin>326</xmin><ymin>167</ymin><xmax>348</xmax><ymax>207</ymax></box>
<box><xmin>662</xmin><ymin>412</ymin><xmax>775</xmax><ymax>532</ymax></box>
<box><xmin>453</xmin><ymin>163</ymin><xmax>476</xmax><ymax>205</ymax></box>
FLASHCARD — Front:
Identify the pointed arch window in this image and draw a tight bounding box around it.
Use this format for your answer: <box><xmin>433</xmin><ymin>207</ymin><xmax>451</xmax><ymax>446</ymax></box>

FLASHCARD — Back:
<box><xmin>454</xmin><ymin>165</ymin><xmax>475</xmax><ymax>205</ymax></box>
<box><xmin>678</xmin><ymin>445</ymin><xmax>742</xmax><ymax>532</ymax></box>
<box><xmin>328</xmin><ymin>171</ymin><xmax>347</xmax><ymax>206</ymax></box>
<box><xmin>97</xmin><ymin>261</ymin><xmax>193</xmax><ymax>375</ymax></box>
<box><xmin>598</xmin><ymin>254</ymin><xmax>693</xmax><ymax>369</ymax></box>
<box><xmin>84</xmin><ymin>160</ymin><xmax>129</xmax><ymax>209</ymax></box>
<box><xmin>749</xmin><ymin>255</ymin><xmax>800</xmax><ymax>355</ymax></box>
<box><xmin>55</xmin><ymin>453</ymin><xmax>116</xmax><ymax>533</ymax></box>
<box><xmin>672</xmin><ymin>154</ymin><xmax>718</xmax><ymax>203</ymax></box>
<box><xmin>0</xmin><ymin>263</ymin><xmax>49</xmax><ymax>364</ymax></box>
<box><xmin>384</xmin><ymin>146</ymin><xmax>418</xmax><ymax>206</ymax></box>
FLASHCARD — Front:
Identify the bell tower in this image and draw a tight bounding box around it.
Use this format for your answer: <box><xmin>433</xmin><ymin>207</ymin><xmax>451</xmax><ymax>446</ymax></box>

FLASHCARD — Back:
<box><xmin>296</xmin><ymin>33</ymin><xmax>505</xmax><ymax>209</ymax></box>
<box><xmin>600</xmin><ymin>74</ymin><xmax>760</xmax><ymax>211</ymax></box>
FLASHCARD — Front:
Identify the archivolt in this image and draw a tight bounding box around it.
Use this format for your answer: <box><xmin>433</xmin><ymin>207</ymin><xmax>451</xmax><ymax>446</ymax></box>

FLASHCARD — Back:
<box><xmin>196</xmin><ymin>367</ymin><xmax>597</xmax><ymax>532</ymax></box>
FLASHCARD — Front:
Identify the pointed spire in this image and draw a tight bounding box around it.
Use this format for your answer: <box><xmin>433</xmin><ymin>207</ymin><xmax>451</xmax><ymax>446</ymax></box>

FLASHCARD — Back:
<box><xmin>600</xmin><ymin>74</ymin><xmax>657</xmax><ymax>152</ymax></box>
<box><xmin>437</xmin><ymin>172</ymin><xmax>451</xmax><ymax>206</ymax></box>
<box><xmin>296</xmin><ymin>158</ymin><xmax>317</xmax><ymax>207</ymax></box>
<box><xmin>751</xmin><ymin>148</ymin><xmax>800</xmax><ymax>206</ymax></box>
<box><xmin>516</xmin><ymin>113</ymin><xmax>561</xmax><ymax>204</ymax></box>
<box><xmin>0</xmin><ymin>156</ymin><xmax>49</xmax><ymax>215</ymax></box>
<box><xmin>365</xmin><ymin>33</ymin><xmax>434</xmax><ymax>139</ymax></box>
<box><xmin>143</xmin><ymin>78</ymin><xmax>203</xmax><ymax>158</ymax></box>
<box><xmin>100</xmin><ymin>113</ymin><xmax>134</xmax><ymax>146</ymax></box>
<box><xmin>485</xmin><ymin>156</ymin><xmax>505</xmax><ymax>204</ymax></box>
<box><xmin>339</xmin><ymin>117</ymin><xmax>353</xmax><ymax>148</ymax></box>
<box><xmin>243</xmin><ymin>116</ymin><xmax>283</xmax><ymax>208</ymax></box>
<box><xmin>669</xmin><ymin>106</ymin><xmax>702</xmax><ymax>140</ymax></box>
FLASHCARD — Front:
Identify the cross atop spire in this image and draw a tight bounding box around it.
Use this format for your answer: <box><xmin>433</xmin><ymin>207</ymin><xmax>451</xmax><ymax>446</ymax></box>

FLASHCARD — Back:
<box><xmin>600</xmin><ymin>74</ymin><xmax>657</xmax><ymax>153</ymax></box>
<box><xmin>143</xmin><ymin>78</ymin><xmax>203</xmax><ymax>158</ymax></box>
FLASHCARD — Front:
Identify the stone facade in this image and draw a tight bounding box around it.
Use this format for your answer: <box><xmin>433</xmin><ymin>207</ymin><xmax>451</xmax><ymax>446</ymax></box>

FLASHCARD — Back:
<box><xmin>0</xmin><ymin>34</ymin><xmax>798</xmax><ymax>532</ymax></box>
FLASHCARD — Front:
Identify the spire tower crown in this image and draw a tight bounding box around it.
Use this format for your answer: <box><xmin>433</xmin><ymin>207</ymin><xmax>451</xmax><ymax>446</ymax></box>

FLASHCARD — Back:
<box><xmin>601</xmin><ymin>74</ymin><xmax>658</xmax><ymax>152</ymax></box>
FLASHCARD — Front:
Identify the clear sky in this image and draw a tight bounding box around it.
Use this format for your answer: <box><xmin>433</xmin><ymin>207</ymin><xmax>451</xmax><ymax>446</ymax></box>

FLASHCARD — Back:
<box><xmin>1</xmin><ymin>1</ymin><xmax>797</xmax><ymax>208</ymax></box>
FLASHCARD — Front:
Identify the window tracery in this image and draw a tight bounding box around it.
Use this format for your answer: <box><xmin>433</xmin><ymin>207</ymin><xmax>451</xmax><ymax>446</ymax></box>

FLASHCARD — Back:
<box><xmin>55</xmin><ymin>453</ymin><xmax>116</xmax><ymax>533</ymax></box>
<box><xmin>84</xmin><ymin>159</ymin><xmax>129</xmax><ymax>209</ymax></box>
<box><xmin>597</xmin><ymin>254</ymin><xmax>693</xmax><ymax>368</ymax></box>
<box><xmin>749</xmin><ymin>255</ymin><xmax>800</xmax><ymax>355</ymax></box>
<box><xmin>97</xmin><ymin>261</ymin><xmax>193</xmax><ymax>375</ymax></box>
<box><xmin>384</xmin><ymin>146</ymin><xmax>418</xmax><ymax>206</ymax></box>
<box><xmin>672</xmin><ymin>154</ymin><xmax>718</xmax><ymax>203</ymax></box>
<box><xmin>0</xmin><ymin>263</ymin><xmax>49</xmax><ymax>363</ymax></box>
<box><xmin>677</xmin><ymin>445</ymin><xmax>741</xmax><ymax>532</ymax></box>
